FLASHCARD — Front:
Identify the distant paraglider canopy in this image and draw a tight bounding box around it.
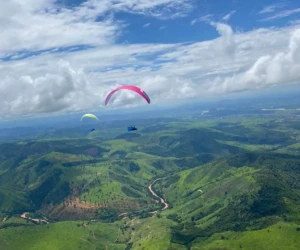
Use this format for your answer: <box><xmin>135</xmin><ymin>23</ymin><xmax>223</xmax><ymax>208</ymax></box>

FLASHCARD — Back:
<box><xmin>104</xmin><ymin>85</ymin><xmax>151</xmax><ymax>106</ymax></box>
<box><xmin>81</xmin><ymin>113</ymin><xmax>98</xmax><ymax>121</ymax></box>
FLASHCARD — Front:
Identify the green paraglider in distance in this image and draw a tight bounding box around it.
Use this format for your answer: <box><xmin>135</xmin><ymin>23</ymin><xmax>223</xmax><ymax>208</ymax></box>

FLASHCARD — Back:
<box><xmin>80</xmin><ymin>113</ymin><xmax>98</xmax><ymax>121</ymax></box>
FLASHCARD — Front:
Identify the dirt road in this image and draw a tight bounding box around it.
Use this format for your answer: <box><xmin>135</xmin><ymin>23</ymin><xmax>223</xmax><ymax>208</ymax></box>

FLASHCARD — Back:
<box><xmin>148</xmin><ymin>178</ymin><xmax>168</xmax><ymax>210</ymax></box>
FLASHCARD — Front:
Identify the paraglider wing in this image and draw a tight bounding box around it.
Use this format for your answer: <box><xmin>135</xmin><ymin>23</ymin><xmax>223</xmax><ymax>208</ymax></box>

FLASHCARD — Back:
<box><xmin>104</xmin><ymin>85</ymin><xmax>151</xmax><ymax>106</ymax></box>
<box><xmin>81</xmin><ymin>113</ymin><xmax>98</xmax><ymax>121</ymax></box>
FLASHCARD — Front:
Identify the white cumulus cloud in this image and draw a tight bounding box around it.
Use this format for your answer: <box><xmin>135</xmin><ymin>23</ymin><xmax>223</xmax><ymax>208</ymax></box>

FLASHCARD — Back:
<box><xmin>208</xmin><ymin>29</ymin><xmax>300</xmax><ymax>93</ymax></box>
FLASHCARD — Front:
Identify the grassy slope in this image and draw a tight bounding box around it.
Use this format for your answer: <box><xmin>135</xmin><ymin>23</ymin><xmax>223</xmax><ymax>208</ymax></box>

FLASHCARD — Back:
<box><xmin>130</xmin><ymin>217</ymin><xmax>186</xmax><ymax>250</ymax></box>
<box><xmin>0</xmin><ymin>186</ymin><xmax>34</xmax><ymax>213</ymax></box>
<box><xmin>0</xmin><ymin>221</ymin><xmax>124</xmax><ymax>250</ymax></box>
<box><xmin>192</xmin><ymin>222</ymin><xmax>300</xmax><ymax>250</ymax></box>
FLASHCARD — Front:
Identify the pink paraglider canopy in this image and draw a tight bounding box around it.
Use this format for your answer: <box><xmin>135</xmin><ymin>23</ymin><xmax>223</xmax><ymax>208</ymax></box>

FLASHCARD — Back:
<box><xmin>104</xmin><ymin>85</ymin><xmax>151</xmax><ymax>106</ymax></box>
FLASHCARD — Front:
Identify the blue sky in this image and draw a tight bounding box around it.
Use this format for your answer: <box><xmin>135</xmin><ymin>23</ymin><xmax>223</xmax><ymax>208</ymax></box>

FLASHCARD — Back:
<box><xmin>0</xmin><ymin>0</ymin><xmax>300</xmax><ymax>120</ymax></box>
<box><xmin>123</xmin><ymin>0</ymin><xmax>300</xmax><ymax>44</ymax></box>
<box><xmin>1</xmin><ymin>0</ymin><xmax>300</xmax><ymax>61</ymax></box>
<box><xmin>55</xmin><ymin>0</ymin><xmax>300</xmax><ymax>44</ymax></box>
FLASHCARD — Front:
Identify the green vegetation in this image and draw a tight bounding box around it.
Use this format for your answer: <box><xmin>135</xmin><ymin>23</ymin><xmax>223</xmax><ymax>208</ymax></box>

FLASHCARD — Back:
<box><xmin>156</xmin><ymin>152</ymin><xmax>300</xmax><ymax>248</ymax></box>
<box><xmin>192</xmin><ymin>222</ymin><xmax>300</xmax><ymax>250</ymax></box>
<box><xmin>0</xmin><ymin>116</ymin><xmax>300</xmax><ymax>249</ymax></box>
<box><xmin>0</xmin><ymin>221</ymin><xmax>125</xmax><ymax>250</ymax></box>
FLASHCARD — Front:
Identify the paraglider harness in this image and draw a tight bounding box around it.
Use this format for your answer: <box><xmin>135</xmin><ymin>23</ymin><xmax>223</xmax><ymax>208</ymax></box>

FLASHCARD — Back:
<box><xmin>127</xmin><ymin>125</ymin><xmax>137</xmax><ymax>131</ymax></box>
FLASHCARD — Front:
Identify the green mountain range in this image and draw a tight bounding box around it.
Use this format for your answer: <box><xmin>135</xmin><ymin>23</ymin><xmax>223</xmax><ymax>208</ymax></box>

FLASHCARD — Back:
<box><xmin>0</xmin><ymin>117</ymin><xmax>299</xmax><ymax>250</ymax></box>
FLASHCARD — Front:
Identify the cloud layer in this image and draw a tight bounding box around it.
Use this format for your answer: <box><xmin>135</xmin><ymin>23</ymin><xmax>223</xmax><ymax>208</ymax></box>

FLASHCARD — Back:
<box><xmin>1</xmin><ymin>0</ymin><xmax>300</xmax><ymax>118</ymax></box>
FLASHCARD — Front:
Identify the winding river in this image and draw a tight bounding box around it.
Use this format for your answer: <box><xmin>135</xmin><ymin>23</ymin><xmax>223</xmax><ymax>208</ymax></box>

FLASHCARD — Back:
<box><xmin>148</xmin><ymin>178</ymin><xmax>168</xmax><ymax>211</ymax></box>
